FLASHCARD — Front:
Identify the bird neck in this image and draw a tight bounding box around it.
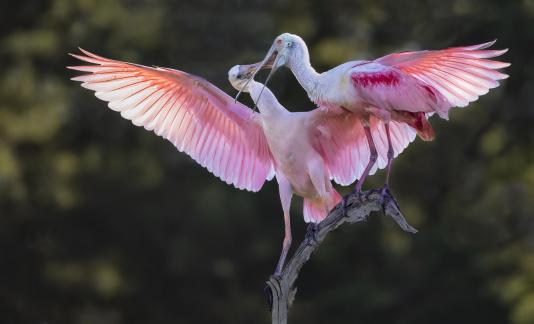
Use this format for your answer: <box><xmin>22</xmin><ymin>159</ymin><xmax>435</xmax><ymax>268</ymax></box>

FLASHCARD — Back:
<box><xmin>287</xmin><ymin>44</ymin><xmax>320</xmax><ymax>101</ymax></box>
<box><xmin>249</xmin><ymin>81</ymin><xmax>288</xmax><ymax>117</ymax></box>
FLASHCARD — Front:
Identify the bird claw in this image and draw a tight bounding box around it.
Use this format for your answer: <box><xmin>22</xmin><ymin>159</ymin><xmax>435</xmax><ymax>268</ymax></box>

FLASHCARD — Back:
<box><xmin>264</xmin><ymin>278</ymin><xmax>277</xmax><ymax>311</ymax></box>
<box><xmin>341</xmin><ymin>192</ymin><xmax>355</xmax><ymax>218</ymax></box>
<box><xmin>341</xmin><ymin>195</ymin><xmax>350</xmax><ymax>218</ymax></box>
<box><xmin>342</xmin><ymin>182</ymin><xmax>362</xmax><ymax>217</ymax></box>
<box><xmin>305</xmin><ymin>223</ymin><xmax>320</xmax><ymax>245</ymax></box>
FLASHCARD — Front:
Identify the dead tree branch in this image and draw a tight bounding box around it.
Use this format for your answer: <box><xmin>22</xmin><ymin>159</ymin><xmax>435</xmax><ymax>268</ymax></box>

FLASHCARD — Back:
<box><xmin>265</xmin><ymin>189</ymin><xmax>417</xmax><ymax>324</ymax></box>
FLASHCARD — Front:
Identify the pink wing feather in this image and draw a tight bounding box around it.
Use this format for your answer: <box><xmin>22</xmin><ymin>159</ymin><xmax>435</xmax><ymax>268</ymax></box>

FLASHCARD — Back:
<box><xmin>311</xmin><ymin>108</ymin><xmax>416</xmax><ymax>186</ymax></box>
<box><xmin>351</xmin><ymin>63</ymin><xmax>445</xmax><ymax>115</ymax></box>
<box><xmin>351</xmin><ymin>40</ymin><xmax>509</xmax><ymax>119</ymax></box>
<box><xmin>68</xmin><ymin>49</ymin><xmax>274</xmax><ymax>192</ymax></box>
<box><xmin>378</xmin><ymin>40</ymin><xmax>509</xmax><ymax>117</ymax></box>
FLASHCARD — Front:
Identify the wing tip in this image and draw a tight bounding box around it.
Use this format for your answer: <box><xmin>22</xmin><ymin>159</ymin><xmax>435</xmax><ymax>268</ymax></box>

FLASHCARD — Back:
<box><xmin>66</xmin><ymin>65</ymin><xmax>82</xmax><ymax>71</ymax></box>
<box><xmin>78</xmin><ymin>47</ymin><xmax>101</xmax><ymax>59</ymax></box>
<box><xmin>478</xmin><ymin>39</ymin><xmax>497</xmax><ymax>49</ymax></box>
<box><xmin>461</xmin><ymin>39</ymin><xmax>499</xmax><ymax>51</ymax></box>
<box><xmin>493</xmin><ymin>48</ymin><xmax>509</xmax><ymax>56</ymax></box>
<box><xmin>69</xmin><ymin>53</ymin><xmax>88</xmax><ymax>61</ymax></box>
<box><xmin>488</xmin><ymin>38</ymin><xmax>497</xmax><ymax>46</ymax></box>
<box><xmin>500</xmin><ymin>60</ymin><xmax>511</xmax><ymax>68</ymax></box>
<box><xmin>68</xmin><ymin>48</ymin><xmax>111</xmax><ymax>64</ymax></box>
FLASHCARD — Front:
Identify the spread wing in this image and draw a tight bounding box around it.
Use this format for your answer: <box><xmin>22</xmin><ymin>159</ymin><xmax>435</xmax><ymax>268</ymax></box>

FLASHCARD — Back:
<box><xmin>68</xmin><ymin>49</ymin><xmax>274</xmax><ymax>192</ymax></box>
<box><xmin>311</xmin><ymin>108</ymin><xmax>416</xmax><ymax>186</ymax></box>
<box><xmin>350</xmin><ymin>40</ymin><xmax>509</xmax><ymax>119</ymax></box>
<box><xmin>377</xmin><ymin>40</ymin><xmax>510</xmax><ymax>116</ymax></box>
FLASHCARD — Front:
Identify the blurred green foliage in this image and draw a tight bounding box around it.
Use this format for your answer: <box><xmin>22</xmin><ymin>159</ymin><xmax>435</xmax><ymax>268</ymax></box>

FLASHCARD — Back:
<box><xmin>0</xmin><ymin>0</ymin><xmax>533</xmax><ymax>323</ymax></box>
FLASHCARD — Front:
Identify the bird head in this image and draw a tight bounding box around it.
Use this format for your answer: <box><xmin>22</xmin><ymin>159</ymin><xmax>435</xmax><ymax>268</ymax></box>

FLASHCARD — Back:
<box><xmin>233</xmin><ymin>33</ymin><xmax>305</xmax><ymax>103</ymax></box>
<box><xmin>228</xmin><ymin>64</ymin><xmax>259</xmax><ymax>93</ymax></box>
<box><xmin>260</xmin><ymin>33</ymin><xmax>304</xmax><ymax>71</ymax></box>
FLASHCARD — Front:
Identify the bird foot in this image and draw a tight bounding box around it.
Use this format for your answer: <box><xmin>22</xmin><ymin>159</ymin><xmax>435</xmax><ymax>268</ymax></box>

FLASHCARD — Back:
<box><xmin>264</xmin><ymin>276</ymin><xmax>280</xmax><ymax>312</ymax></box>
<box><xmin>264</xmin><ymin>283</ymin><xmax>273</xmax><ymax>311</ymax></box>
<box><xmin>341</xmin><ymin>187</ymin><xmax>361</xmax><ymax>218</ymax></box>
<box><xmin>342</xmin><ymin>178</ymin><xmax>365</xmax><ymax>217</ymax></box>
<box><xmin>305</xmin><ymin>222</ymin><xmax>320</xmax><ymax>246</ymax></box>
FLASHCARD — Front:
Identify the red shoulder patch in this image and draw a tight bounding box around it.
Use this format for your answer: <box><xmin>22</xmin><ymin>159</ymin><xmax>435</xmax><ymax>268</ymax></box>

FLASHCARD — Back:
<box><xmin>351</xmin><ymin>71</ymin><xmax>400</xmax><ymax>87</ymax></box>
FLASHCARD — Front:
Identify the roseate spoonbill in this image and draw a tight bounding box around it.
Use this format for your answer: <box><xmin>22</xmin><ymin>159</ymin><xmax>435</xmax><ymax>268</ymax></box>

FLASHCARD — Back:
<box><xmin>68</xmin><ymin>50</ymin><xmax>415</xmax><ymax>273</ymax></box>
<box><xmin>247</xmin><ymin>34</ymin><xmax>510</xmax><ymax>193</ymax></box>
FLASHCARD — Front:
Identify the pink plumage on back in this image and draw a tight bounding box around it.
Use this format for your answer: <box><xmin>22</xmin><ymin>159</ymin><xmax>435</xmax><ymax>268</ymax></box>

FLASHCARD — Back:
<box><xmin>69</xmin><ymin>49</ymin><xmax>274</xmax><ymax>192</ymax></box>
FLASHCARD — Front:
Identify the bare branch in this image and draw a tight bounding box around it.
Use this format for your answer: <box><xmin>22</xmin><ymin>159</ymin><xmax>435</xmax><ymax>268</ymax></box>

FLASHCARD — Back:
<box><xmin>265</xmin><ymin>189</ymin><xmax>417</xmax><ymax>324</ymax></box>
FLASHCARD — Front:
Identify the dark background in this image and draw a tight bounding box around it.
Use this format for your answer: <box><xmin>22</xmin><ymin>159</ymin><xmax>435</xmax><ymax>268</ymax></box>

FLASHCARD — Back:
<box><xmin>1</xmin><ymin>0</ymin><xmax>533</xmax><ymax>323</ymax></box>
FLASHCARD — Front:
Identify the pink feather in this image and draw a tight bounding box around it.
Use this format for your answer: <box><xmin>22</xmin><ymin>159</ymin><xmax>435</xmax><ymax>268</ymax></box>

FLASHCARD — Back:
<box><xmin>69</xmin><ymin>49</ymin><xmax>274</xmax><ymax>192</ymax></box>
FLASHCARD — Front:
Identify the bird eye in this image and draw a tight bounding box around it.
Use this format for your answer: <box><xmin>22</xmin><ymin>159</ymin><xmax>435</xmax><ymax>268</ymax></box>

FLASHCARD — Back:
<box><xmin>286</xmin><ymin>41</ymin><xmax>293</xmax><ymax>48</ymax></box>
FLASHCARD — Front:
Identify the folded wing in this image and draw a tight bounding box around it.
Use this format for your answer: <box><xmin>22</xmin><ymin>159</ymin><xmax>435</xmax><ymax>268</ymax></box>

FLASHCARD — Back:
<box><xmin>69</xmin><ymin>49</ymin><xmax>274</xmax><ymax>191</ymax></box>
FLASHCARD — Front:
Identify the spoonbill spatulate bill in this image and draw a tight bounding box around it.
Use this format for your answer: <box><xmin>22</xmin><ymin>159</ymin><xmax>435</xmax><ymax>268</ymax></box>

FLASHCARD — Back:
<box><xmin>250</xmin><ymin>34</ymin><xmax>510</xmax><ymax>194</ymax></box>
<box><xmin>68</xmin><ymin>51</ymin><xmax>415</xmax><ymax>273</ymax></box>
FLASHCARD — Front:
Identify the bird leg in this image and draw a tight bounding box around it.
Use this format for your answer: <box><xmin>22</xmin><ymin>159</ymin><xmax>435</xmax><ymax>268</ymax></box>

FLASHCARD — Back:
<box><xmin>381</xmin><ymin>122</ymin><xmax>402</xmax><ymax>211</ymax></box>
<box><xmin>275</xmin><ymin>176</ymin><xmax>293</xmax><ymax>275</ymax></box>
<box><xmin>355</xmin><ymin>125</ymin><xmax>378</xmax><ymax>193</ymax></box>
<box><xmin>274</xmin><ymin>212</ymin><xmax>292</xmax><ymax>275</ymax></box>
<box><xmin>384</xmin><ymin>122</ymin><xmax>394</xmax><ymax>188</ymax></box>
<box><xmin>342</xmin><ymin>125</ymin><xmax>377</xmax><ymax>217</ymax></box>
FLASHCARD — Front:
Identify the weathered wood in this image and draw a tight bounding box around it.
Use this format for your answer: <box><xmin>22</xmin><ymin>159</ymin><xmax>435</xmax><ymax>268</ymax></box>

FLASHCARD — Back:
<box><xmin>265</xmin><ymin>189</ymin><xmax>417</xmax><ymax>324</ymax></box>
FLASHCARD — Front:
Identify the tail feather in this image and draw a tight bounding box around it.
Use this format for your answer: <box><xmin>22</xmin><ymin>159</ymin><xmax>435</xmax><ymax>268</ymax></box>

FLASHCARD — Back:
<box><xmin>303</xmin><ymin>189</ymin><xmax>342</xmax><ymax>223</ymax></box>
<box><xmin>413</xmin><ymin>114</ymin><xmax>435</xmax><ymax>141</ymax></box>
<box><xmin>405</xmin><ymin>112</ymin><xmax>435</xmax><ymax>141</ymax></box>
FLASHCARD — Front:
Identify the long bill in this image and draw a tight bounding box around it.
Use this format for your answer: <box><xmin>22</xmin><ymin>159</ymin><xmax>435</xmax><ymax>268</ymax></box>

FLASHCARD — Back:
<box><xmin>234</xmin><ymin>44</ymin><xmax>278</xmax><ymax>102</ymax></box>
<box><xmin>253</xmin><ymin>53</ymin><xmax>282</xmax><ymax>109</ymax></box>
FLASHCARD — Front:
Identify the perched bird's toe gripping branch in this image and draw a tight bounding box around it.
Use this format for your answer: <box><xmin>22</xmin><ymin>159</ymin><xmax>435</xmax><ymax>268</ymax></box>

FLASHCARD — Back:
<box><xmin>265</xmin><ymin>189</ymin><xmax>417</xmax><ymax>324</ymax></box>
